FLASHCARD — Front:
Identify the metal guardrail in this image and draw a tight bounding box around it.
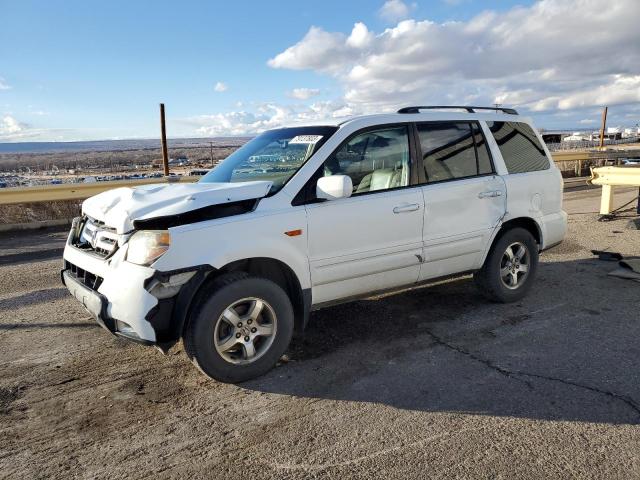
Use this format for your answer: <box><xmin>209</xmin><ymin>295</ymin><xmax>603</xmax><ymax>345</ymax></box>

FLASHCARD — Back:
<box><xmin>589</xmin><ymin>166</ymin><xmax>640</xmax><ymax>214</ymax></box>
<box><xmin>546</xmin><ymin>137</ymin><xmax>640</xmax><ymax>152</ymax></box>
<box><xmin>0</xmin><ymin>176</ymin><xmax>198</xmax><ymax>205</ymax></box>
<box><xmin>552</xmin><ymin>150</ymin><xmax>639</xmax><ymax>177</ymax></box>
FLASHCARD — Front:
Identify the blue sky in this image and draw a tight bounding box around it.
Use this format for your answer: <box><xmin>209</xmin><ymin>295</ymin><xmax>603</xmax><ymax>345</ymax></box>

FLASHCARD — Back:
<box><xmin>1</xmin><ymin>0</ymin><xmax>639</xmax><ymax>141</ymax></box>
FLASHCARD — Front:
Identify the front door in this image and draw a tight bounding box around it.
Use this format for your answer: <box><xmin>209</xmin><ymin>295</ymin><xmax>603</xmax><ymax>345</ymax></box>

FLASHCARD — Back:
<box><xmin>305</xmin><ymin>125</ymin><xmax>424</xmax><ymax>303</ymax></box>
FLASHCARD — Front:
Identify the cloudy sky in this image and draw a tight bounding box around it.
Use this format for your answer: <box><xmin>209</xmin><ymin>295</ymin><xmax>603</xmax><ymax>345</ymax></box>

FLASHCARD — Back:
<box><xmin>1</xmin><ymin>0</ymin><xmax>639</xmax><ymax>142</ymax></box>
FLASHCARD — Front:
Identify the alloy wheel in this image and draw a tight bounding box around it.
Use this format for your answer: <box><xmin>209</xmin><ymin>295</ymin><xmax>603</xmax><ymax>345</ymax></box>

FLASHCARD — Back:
<box><xmin>213</xmin><ymin>297</ymin><xmax>277</xmax><ymax>365</ymax></box>
<box><xmin>499</xmin><ymin>242</ymin><xmax>530</xmax><ymax>290</ymax></box>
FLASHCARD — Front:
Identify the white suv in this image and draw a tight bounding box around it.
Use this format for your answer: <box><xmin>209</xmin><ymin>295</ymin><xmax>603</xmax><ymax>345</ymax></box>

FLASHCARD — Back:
<box><xmin>62</xmin><ymin>106</ymin><xmax>567</xmax><ymax>382</ymax></box>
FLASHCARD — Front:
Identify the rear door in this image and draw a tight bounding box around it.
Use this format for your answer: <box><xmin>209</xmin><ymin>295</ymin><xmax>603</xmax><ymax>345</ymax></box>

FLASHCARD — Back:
<box><xmin>415</xmin><ymin>121</ymin><xmax>506</xmax><ymax>281</ymax></box>
<box><xmin>305</xmin><ymin>125</ymin><xmax>424</xmax><ymax>303</ymax></box>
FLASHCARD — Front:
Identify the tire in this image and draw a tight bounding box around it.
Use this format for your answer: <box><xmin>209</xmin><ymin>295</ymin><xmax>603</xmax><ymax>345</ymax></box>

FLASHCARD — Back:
<box><xmin>184</xmin><ymin>273</ymin><xmax>294</xmax><ymax>383</ymax></box>
<box><xmin>474</xmin><ymin>227</ymin><xmax>539</xmax><ymax>303</ymax></box>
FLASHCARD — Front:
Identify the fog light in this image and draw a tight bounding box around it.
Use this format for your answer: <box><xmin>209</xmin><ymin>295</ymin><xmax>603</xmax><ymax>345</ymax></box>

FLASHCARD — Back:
<box><xmin>116</xmin><ymin>320</ymin><xmax>137</xmax><ymax>337</ymax></box>
<box><xmin>148</xmin><ymin>271</ymin><xmax>196</xmax><ymax>299</ymax></box>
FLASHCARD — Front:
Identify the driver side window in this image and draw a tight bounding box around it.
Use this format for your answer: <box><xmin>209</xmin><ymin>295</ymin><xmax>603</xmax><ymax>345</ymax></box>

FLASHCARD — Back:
<box><xmin>324</xmin><ymin>126</ymin><xmax>410</xmax><ymax>194</ymax></box>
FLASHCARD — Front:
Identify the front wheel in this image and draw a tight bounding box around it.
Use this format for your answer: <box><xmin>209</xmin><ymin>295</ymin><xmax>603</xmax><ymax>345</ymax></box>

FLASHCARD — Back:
<box><xmin>184</xmin><ymin>274</ymin><xmax>294</xmax><ymax>383</ymax></box>
<box><xmin>474</xmin><ymin>227</ymin><xmax>539</xmax><ymax>303</ymax></box>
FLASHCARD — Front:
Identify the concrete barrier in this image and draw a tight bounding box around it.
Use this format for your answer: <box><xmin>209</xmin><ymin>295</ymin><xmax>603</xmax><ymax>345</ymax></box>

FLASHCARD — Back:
<box><xmin>0</xmin><ymin>218</ymin><xmax>72</xmax><ymax>233</ymax></box>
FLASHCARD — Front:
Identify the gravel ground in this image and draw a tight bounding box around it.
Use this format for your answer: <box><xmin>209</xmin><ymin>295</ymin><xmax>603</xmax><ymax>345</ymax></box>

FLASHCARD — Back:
<box><xmin>1</xmin><ymin>186</ymin><xmax>639</xmax><ymax>479</ymax></box>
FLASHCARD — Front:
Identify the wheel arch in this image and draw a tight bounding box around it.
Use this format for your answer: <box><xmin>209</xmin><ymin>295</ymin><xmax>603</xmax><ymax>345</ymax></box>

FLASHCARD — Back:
<box><xmin>497</xmin><ymin>217</ymin><xmax>542</xmax><ymax>247</ymax></box>
<box><xmin>482</xmin><ymin>217</ymin><xmax>542</xmax><ymax>266</ymax></box>
<box><xmin>182</xmin><ymin>257</ymin><xmax>310</xmax><ymax>338</ymax></box>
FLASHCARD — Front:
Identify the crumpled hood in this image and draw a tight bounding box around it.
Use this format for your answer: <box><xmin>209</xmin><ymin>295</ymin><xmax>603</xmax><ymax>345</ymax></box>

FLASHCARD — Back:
<box><xmin>82</xmin><ymin>180</ymin><xmax>272</xmax><ymax>233</ymax></box>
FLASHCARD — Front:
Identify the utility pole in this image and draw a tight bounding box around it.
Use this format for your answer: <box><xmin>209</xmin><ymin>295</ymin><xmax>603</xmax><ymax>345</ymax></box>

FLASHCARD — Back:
<box><xmin>210</xmin><ymin>141</ymin><xmax>214</xmax><ymax>167</ymax></box>
<box><xmin>160</xmin><ymin>103</ymin><xmax>170</xmax><ymax>176</ymax></box>
<box><xmin>599</xmin><ymin>106</ymin><xmax>608</xmax><ymax>150</ymax></box>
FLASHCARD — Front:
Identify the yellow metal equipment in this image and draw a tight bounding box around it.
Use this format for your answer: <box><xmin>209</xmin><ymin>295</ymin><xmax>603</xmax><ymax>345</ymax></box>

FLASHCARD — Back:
<box><xmin>589</xmin><ymin>166</ymin><xmax>640</xmax><ymax>214</ymax></box>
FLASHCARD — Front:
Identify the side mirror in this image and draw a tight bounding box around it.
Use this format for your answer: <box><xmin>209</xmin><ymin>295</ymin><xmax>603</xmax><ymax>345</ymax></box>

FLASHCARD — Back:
<box><xmin>316</xmin><ymin>175</ymin><xmax>353</xmax><ymax>200</ymax></box>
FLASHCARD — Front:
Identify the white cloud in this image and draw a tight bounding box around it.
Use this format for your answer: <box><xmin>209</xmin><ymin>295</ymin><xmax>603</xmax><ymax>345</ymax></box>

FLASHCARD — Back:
<box><xmin>1</xmin><ymin>115</ymin><xmax>26</xmax><ymax>134</ymax></box>
<box><xmin>268</xmin><ymin>26</ymin><xmax>351</xmax><ymax>74</ymax></box>
<box><xmin>0</xmin><ymin>115</ymin><xmax>97</xmax><ymax>142</ymax></box>
<box><xmin>178</xmin><ymin>101</ymin><xmax>357</xmax><ymax>137</ymax></box>
<box><xmin>214</xmin><ymin>81</ymin><xmax>228</xmax><ymax>92</ymax></box>
<box><xmin>579</xmin><ymin>118</ymin><xmax>596</xmax><ymax>125</ymax></box>
<box><xmin>378</xmin><ymin>0</ymin><xmax>412</xmax><ymax>23</ymax></box>
<box><xmin>347</xmin><ymin>22</ymin><xmax>373</xmax><ymax>48</ymax></box>
<box><xmin>177</xmin><ymin>0</ymin><xmax>639</xmax><ymax>136</ymax></box>
<box><xmin>0</xmin><ymin>115</ymin><xmax>37</xmax><ymax>141</ymax></box>
<box><xmin>0</xmin><ymin>78</ymin><xmax>10</xmax><ymax>90</ymax></box>
<box><xmin>287</xmin><ymin>88</ymin><xmax>321</xmax><ymax>100</ymax></box>
<box><xmin>268</xmin><ymin>0</ymin><xmax>640</xmax><ymax>116</ymax></box>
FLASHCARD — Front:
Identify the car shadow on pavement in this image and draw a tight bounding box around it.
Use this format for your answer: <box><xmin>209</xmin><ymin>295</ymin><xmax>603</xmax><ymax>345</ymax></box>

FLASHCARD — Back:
<box><xmin>244</xmin><ymin>258</ymin><xmax>640</xmax><ymax>425</ymax></box>
<box><xmin>0</xmin><ymin>322</ymin><xmax>96</xmax><ymax>330</ymax></box>
<box><xmin>0</xmin><ymin>229</ymin><xmax>68</xmax><ymax>266</ymax></box>
<box><xmin>0</xmin><ymin>288</ymin><xmax>69</xmax><ymax>312</ymax></box>
<box><xmin>0</xmin><ymin>248</ymin><xmax>64</xmax><ymax>266</ymax></box>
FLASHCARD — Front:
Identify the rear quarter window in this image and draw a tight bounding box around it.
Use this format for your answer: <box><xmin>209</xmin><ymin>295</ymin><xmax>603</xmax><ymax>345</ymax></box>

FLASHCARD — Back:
<box><xmin>487</xmin><ymin>121</ymin><xmax>550</xmax><ymax>174</ymax></box>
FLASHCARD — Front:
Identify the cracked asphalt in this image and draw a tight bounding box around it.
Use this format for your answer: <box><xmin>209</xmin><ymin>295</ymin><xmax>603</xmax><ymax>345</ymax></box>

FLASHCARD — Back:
<box><xmin>1</xmin><ymin>185</ymin><xmax>640</xmax><ymax>479</ymax></box>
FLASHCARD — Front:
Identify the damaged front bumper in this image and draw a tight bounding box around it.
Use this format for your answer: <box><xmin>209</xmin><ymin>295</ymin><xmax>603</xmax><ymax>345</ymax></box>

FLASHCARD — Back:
<box><xmin>61</xmin><ymin>218</ymin><xmax>211</xmax><ymax>351</ymax></box>
<box><xmin>61</xmin><ymin>268</ymin><xmax>155</xmax><ymax>346</ymax></box>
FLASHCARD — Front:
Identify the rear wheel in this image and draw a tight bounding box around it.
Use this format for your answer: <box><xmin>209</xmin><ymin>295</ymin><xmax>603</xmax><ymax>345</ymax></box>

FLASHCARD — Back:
<box><xmin>474</xmin><ymin>227</ymin><xmax>539</xmax><ymax>303</ymax></box>
<box><xmin>184</xmin><ymin>274</ymin><xmax>294</xmax><ymax>383</ymax></box>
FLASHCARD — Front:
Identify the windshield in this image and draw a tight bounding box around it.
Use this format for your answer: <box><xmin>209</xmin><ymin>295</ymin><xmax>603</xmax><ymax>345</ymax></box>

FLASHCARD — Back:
<box><xmin>200</xmin><ymin>126</ymin><xmax>338</xmax><ymax>193</ymax></box>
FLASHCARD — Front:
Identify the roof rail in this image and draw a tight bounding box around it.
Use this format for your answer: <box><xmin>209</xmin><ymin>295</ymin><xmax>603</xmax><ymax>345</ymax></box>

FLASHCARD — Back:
<box><xmin>397</xmin><ymin>105</ymin><xmax>518</xmax><ymax>115</ymax></box>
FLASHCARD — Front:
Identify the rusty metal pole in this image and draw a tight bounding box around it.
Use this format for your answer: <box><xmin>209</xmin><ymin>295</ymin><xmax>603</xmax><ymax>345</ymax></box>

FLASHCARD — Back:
<box><xmin>160</xmin><ymin>103</ymin><xmax>170</xmax><ymax>177</ymax></box>
<box><xmin>599</xmin><ymin>106</ymin><xmax>608</xmax><ymax>150</ymax></box>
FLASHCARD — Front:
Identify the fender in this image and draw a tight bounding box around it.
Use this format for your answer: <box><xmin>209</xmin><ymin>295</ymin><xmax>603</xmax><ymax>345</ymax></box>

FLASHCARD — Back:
<box><xmin>152</xmin><ymin>208</ymin><xmax>312</xmax><ymax>291</ymax></box>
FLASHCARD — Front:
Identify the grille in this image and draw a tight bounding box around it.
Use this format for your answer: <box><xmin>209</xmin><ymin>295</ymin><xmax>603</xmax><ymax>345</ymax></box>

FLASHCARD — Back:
<box><xmin>76</xmin><ymin>216</ymin><xmax>120</xmax><ymax>258</ymax></box>
<box><xmin>65</xmin><ymin>260</ymin><xmax>104</xmax><ymax>290</ymax></box>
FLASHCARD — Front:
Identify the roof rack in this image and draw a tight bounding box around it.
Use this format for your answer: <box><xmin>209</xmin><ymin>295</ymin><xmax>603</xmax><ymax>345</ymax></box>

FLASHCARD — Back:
<box><xmin>397</xmin><ymin>105</ymin><xmax>518</xmax><ymax>115</ymax></box>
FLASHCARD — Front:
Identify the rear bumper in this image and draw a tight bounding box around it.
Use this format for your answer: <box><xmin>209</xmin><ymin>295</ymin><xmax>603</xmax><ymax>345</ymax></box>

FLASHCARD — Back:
<box><xmin>540</xmin><ymin>210</ymin><xmax>568</xmax><ymax>251</ymax></box>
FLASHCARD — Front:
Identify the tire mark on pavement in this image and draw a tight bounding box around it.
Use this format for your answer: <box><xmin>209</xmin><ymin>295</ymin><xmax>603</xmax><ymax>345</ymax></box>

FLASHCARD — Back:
<box><xmin>260</xmin><ymin>427</ymin><xmax>479</xmax><ymax>472</ymax></box>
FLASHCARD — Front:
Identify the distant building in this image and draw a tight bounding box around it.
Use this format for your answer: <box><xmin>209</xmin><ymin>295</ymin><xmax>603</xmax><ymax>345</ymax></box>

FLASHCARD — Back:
<box><xmin>563</xmin><ymin>132</ymin><xmax>591</xmax><ymax>142</ymax></box>
<box><xmin>542</xmin><ymin>133</ymin><xmax>563</xmax><ymax>143</ymax></box>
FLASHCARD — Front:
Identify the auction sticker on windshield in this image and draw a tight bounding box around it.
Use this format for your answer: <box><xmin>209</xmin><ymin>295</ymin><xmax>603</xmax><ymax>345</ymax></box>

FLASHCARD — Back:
<box><xmin>289</xmin><ymin>135</ymin><xmax>323</xmax><ymax>144</ymax></box>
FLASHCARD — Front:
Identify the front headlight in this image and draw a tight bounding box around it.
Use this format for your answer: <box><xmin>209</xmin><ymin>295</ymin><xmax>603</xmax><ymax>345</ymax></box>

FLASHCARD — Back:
<box><xmin>126</xmin><ymin>230</ymin><xmax>170</xmax><ymax>266</ymax></box>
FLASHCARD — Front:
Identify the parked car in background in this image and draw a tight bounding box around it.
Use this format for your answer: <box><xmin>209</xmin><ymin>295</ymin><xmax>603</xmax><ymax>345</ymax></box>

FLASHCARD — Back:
<box><xmin>189</xmin><ymin>169</ymin><xmax>211</xmax><ymax>176</ymax></box>
<box><xmin>61</xmin><ymin>106</ymin><xmax>567</xmax><ymax>383</ymax></box>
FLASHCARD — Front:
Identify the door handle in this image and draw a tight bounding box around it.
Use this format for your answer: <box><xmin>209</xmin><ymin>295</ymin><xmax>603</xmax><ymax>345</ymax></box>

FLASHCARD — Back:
<box><xmin>478</xmin><ymin>190</ymin><xmax>503</xmax><ymax>199</ymax></box>
<box><xmin>393</xmin><ymin>203</ymin><xmax>420</xmax><ymax>214</ymax></box>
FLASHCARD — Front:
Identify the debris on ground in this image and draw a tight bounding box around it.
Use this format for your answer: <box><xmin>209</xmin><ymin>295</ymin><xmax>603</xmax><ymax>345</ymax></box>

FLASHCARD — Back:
<box><xmin>593</xmin><ymin>250</ymin><xmax>640</xmax><ymax>282</ymax></box>
<box><xmin>609</xmin><ymin>258</ymin><xmax>640</xmax><ymax>283</ymax></box>
<box><xmin>591</xmin><ymin>250</ymin><xmax>623</xmax><ymax>261</ymax></box>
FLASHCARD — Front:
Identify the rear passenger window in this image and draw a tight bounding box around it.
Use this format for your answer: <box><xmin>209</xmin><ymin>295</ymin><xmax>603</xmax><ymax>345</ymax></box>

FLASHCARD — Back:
<box><xmin>324</xmin><ymin>126</ymin><xmax>410</xmax><ymax>194</ymax></box>
<box><xmin>487</xmin><ymin>121</ymin><xmax>550</xmax><ymax>174</ymax></box>
<box><xmin>417</xmin><ymin>122</ymin><xmax>493</xmax><ymax>183</ymax></box>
